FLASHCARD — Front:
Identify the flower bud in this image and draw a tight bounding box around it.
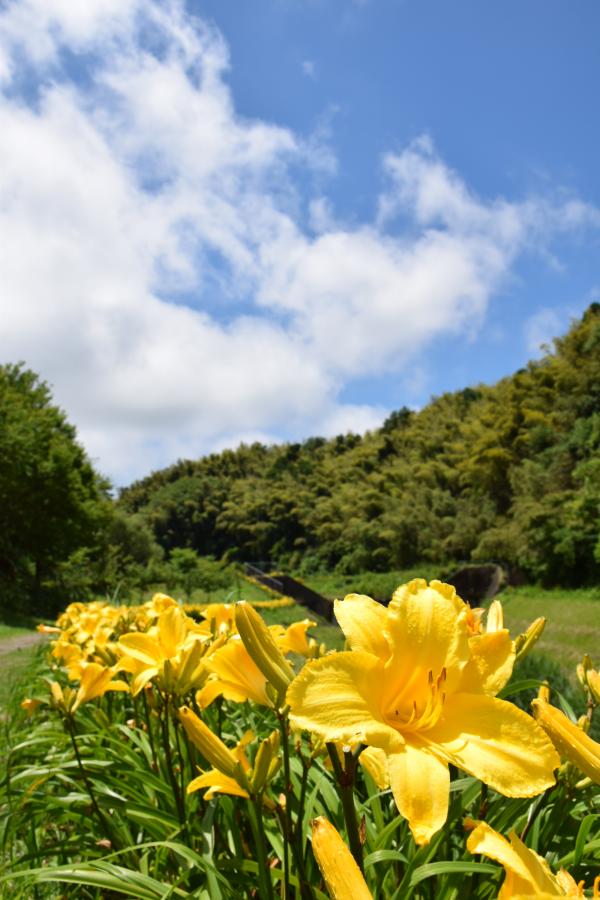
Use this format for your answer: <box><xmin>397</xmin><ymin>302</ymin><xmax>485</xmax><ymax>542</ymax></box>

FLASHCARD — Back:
<box><xmin>235</xmin><ymin>602</ymin><xmax>294</xmax><ymax>704</ymax></box>
<box><xmin>532</xmin><ymin>698</ymin><xmax>600</xmax><ymax>784</ymax></box>
<box><xmin>178</xmin><ymin>706</ymin><xmax>238</xmax><ymax>778</ymax></box>
<box><xmin>250</xmin><ymin>738</ymin><xmax>273</xmax><ymax>794</ymax></box>
<box><xmin>514</xmin><ymin>617</ymin><xmax>546</xmax><ymax>661</ymax></box>
<box><xmin>586</xmin><ymin>669</ymin><xmax>600</xmax><ymax>706</ymax></box>
<box><xmin>311</xmin><ymin>817</ymin><xmax>372</xmax><ymax>900</ymax></box>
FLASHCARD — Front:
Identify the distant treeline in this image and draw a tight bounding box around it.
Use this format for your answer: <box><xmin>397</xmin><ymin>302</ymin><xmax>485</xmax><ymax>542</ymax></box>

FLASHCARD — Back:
<box><xmin>118</xmin><ymin>304</ymin><xmax>600</xmax><ymax>587</ymax></box>
<box><xmin>3</xmin><ymin>305</ymin><xmax>599</xmax><ymax>617</ymax></box>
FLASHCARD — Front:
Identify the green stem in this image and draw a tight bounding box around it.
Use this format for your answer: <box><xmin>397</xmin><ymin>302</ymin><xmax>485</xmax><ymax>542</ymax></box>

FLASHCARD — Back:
<box><xmin>277</xmin><ymin>713</ymin><xmax>292</xmax><ymax>900</ymax></box>
<box><xmin>141</xmin><ymin>687</ymin><xmax>159</xmax><ymax>772</ymax></box>
<box><xmin>66</xmin><ymin>718</ymin><xmax>113</xmax><ymax>842</ymax></box>
<box><xmin>326</xmin><ymin>742</ymin><xmax>364</xmax><ymax>873</ymax></box>
<box><xmin>296</xmin><ymin>756</ymin><xmax>315</xmax><ymax>900</ymax></box>
<box><xmin>247</xmin><ymin>797</ymin><xmax>274</xmax><ymax>900</ymax></box>
<box><xmin>161</xmin><ymin>694</ymin><xmax>186</xmax><ymax>828</ymax></box>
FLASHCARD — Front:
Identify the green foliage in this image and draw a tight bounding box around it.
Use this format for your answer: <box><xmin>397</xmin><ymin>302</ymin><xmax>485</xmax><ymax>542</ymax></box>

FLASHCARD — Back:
<box><xmin>0</xmin><ymin>364</ymin><xmax>110</xmax><ymax>616</ymax></box>
<box><xmin>118</xmin><ymin>305</ymin><xmax>600</xmax><ymax>586</ymax></box>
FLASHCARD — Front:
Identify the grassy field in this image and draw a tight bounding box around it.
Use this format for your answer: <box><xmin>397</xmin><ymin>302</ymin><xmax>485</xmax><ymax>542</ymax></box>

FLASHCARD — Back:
<box><xmin>0</xmin><ymin>623</ymin><xmax>31</xmax><ymax>640</ymax></box>
<box><xmin>500</xmin><ymin>584</ymin><xmax>600</xmax><ymax>674</ymax></box>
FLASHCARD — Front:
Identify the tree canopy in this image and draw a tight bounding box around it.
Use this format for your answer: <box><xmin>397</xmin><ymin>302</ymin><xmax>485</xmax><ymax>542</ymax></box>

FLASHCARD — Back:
<box><xmin>0</xmin><ymin>364</ymin><xmax>108</xmax><ymax>615</ymax></box>
<box><xmin>119</xmin><ymin>304</ymin><xmax>600</xmax><ymax>586</ymax></box>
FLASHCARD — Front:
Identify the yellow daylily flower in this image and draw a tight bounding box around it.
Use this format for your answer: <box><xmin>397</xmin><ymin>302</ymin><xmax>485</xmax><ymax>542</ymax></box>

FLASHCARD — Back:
<box><xmin>144</xmin><ymin>592</ymin><xmax>178</xmax><ymax>619</ymax></box>
<box><xmin>72</xmin><ymin>663</ymin><xmax>129</xmax><ymax>711</ymax></box>
<box><xmin>275</xmin><ymin>619</ymin><xmax>318</xmax><ymax>657</ymax></box>
<box><xmin>466</xmin><ymin>819</ymin><xmax>586</xmax><ymax>897</ymax></box>
<box><xmin>532</xmin><ymin>698</ymin><xmax>600</xmax><ymax>784</ymax></box>
<box><xmin>37</xmin><ymin>623</ymin><xmax>61</xmax><ymax>634</ymax></box>
<box><xmin>21</xmin><ymin>698</ymin><xmax>41</xmax><ymax>716</ymax></box>
<box><xmin>118</xmin><ymin>606</ymin><xmax>212</xmax><ymax>695</ymax></box>
<box><xmin>311</xmin><ymin>817</ymin><xmax>373</xmax><ymax>900</ymax></box>
<box><xmin>288</xmin><ymin>579</ymin><xmax>559</xmax><ymax>845</ymax></box>
<box><xmin>199</xmin><ymin>603</ymin><xmax>237</xmax><ymax>633</ymax></box>
<box><xmin>196</xmin><ymin>635</ymin><xmax>272</xmax><ymax>708</ymax></box>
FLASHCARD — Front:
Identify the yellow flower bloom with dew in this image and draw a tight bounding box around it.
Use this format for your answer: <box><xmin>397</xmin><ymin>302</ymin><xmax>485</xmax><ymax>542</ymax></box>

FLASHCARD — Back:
<box><xmin>466</xmin><ymin>819</ymin><xmax>594</xmax><ymax>897</ymax></box>
<box><xmin>311</xmin><ymin>817</ymin><xmax>372</xmax><ymax>900</ymax></box>
<box><xmin>288</xmin><ymin>579</ymin><xmax>559</xmax><ymax>845</ymax></box>
<box><xmin>532</xmin><ymin>698</ymin><xmax>600</xmax><ymax>784</ymax></box>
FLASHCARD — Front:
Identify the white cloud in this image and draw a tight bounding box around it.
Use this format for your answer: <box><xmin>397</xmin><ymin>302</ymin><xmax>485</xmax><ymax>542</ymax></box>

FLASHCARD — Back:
<box><xmin>524</xmin><ymin>308</ymin><xmax>563</xmax><ymax>356</ymax></box>
<box><xmin>302</xmin><ymin>59</ymin><xmax>317</xmax><ymax>79</ymax></box>
<box><xmin>0</xmin><ymin>0</ymin><xmax>597</xmax><ymax>485</ymax></box>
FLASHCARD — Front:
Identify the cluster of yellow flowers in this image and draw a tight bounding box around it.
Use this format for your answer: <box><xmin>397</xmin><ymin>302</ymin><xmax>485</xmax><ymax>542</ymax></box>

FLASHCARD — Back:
<box><xmin>36</xmin><ymin>593</ymin><xmax>321</xmax><ymax>716</ymax></box>
<box><xmin>28</xmin><ymin>579</ymin><xmax>600</xmax><ymax>899</ymax></box>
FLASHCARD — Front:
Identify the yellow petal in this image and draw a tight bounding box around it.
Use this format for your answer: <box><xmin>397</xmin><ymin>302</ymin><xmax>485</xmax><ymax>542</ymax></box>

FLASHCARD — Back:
<box><xmin>195</xmin><ymin>679</ymin><xmax>226</xmax><ymax>709</ymax></box>
<box><xmin>187</xmin><ymin>769</ymin><xmax>249</xmax><ymax>800</ymax></box>
<box><xmin>388</xmin><ymin>745</ymin><xmax>449</xmax><ymax>845</ymax></box>
<box><xmin>287</xmin><ymin>652</ymin><xmax>404</xmax><ymax>753</ymax></box>
<box><xmin>158</xmin><ymin>606</ymin><xmax>188</xmax><ymax>659</ymax></box>
<box><xmin>311</xmin><ymin>817</ymin><xmax>373</xmax><ymax>900</ymax></box>
<box><xmin>277</xmin><ymin>619</ymin><xmax>317</xmax><ymax>656</ymax></box>
<box><xmin>486</xmin><ymin>599</ymin><xmax>504</xmax><ymax>632</ymax></box>
<box><xmin>555</xmin><ymin>869</ymin><xmax>583</xmax><ymax>895</ymax></box>
<box><xmin>427</xmin><ymin>694</ymin><xmax>559</xmax><ymax>797</ymax></box>
<box><xmin>384</xmin><ymin>580</ymin><xmax>470</xmax><ymax>716</ymax></box>
<box><xmin>359</xmin><ymin>746</ymin><xmax>389</xmax><ymax>790</ymax></box>
<box><xmin>118</xmin><ymin>633</ymin><xmax>163</xmax><ymax>666</ymax></box>
<box><xmin>467</xmin><ymin>820</ymin><xmax>562</xmax><ymax>895</ymax></box>
<box><xmin>459</xmin><ymin>630</ymin><xmax>515</xmax><ymax>695</ymax></box>
<box><xmin>131</xmin><ymin>668</ymin><xmax>159</xmax><ymax>696</ymax></box>
<box><xmin>532</xmin><ymin>699</ymin><xmax>600</xmax><ymax>783</ymax></box>
<box><xmin>207</xmin><ymin>637</ymin><xmax>271</xmax><ymax>706</ymax></box>
<box><xmin>334</xmin><ymin>594</ymin><xmax>391</xmax><ymax>660</ymax></box>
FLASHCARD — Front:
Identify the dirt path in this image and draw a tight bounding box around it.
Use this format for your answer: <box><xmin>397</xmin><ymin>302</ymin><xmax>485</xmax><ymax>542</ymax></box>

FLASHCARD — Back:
<box><xmin>0</xmin><ymin>632</ymin><xmax>45</xmax><ymax>657</ymax></box>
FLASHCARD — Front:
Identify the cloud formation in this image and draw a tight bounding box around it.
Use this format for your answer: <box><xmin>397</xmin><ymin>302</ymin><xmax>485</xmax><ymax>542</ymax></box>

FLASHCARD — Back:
<box><xmin>0</xmin><ymin>0</ymin><xmax>596</xmax><ymax>484</ymax></box>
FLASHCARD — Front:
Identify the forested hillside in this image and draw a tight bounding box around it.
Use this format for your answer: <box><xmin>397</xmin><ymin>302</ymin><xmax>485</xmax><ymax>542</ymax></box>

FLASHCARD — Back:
<box><xmin>119</xmin><ymin>304</ymin><xmax>600</xmax><ymax>586</ymax></box>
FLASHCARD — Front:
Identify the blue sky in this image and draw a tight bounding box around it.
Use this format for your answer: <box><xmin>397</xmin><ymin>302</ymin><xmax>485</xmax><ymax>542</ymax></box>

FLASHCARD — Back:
<box><xmin>0</xmin><ymin>0</ymin><xmax>599</xmax><ymax>485</ymax></box>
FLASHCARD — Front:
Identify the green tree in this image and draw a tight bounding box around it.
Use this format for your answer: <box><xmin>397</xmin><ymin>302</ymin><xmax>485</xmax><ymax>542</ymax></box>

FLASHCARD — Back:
<box><xmin>0</xmin><ymin>363</ymin><xmax>108</xmax><ymax>615</ymax></box>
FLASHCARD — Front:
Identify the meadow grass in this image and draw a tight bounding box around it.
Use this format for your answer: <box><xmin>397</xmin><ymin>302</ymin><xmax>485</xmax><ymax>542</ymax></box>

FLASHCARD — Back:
<box><xmin>501</xmin><ymin>584</ymin><xmax>600</xmax><ymax>675</ymax></box>
<box><xmin>0</xmin><ymin>623</ymin><xmax>31</xmax><ymax>640</ymax></box>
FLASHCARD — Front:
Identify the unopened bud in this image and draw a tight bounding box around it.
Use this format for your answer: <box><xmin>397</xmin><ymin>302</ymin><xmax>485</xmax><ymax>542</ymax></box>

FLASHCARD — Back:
<box><xmin>577</xmin><ymin>715</ymin><xmax>591</xmax><ymax>735</ymax></box>
<box><xmin>235</xmin><ymin>602</ymin><xmax>294</xmax><ymax>705</ymax></box>
<box><xmin>515</xmin><ymin>617</ymin><xmax>546</xmax><ymax>661</ymax></box>
<box><xmin>586</xmin><ymin>669</ymin><xmax>600</xmax><ymax>706</ymax></box>
<box><xmin>537</xmin><ymin>681</ymin><xmax>551</xmax><ymax>703</ymax></box>
<box><xmin>250</xmin><ymin>738</ymin><xmax>273</xmax><ymax>794</ymax></box>
<box><xmin>178</xmin><ymin>706</ymin><xmax>238</xmax><ymax>777</ymax></box>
